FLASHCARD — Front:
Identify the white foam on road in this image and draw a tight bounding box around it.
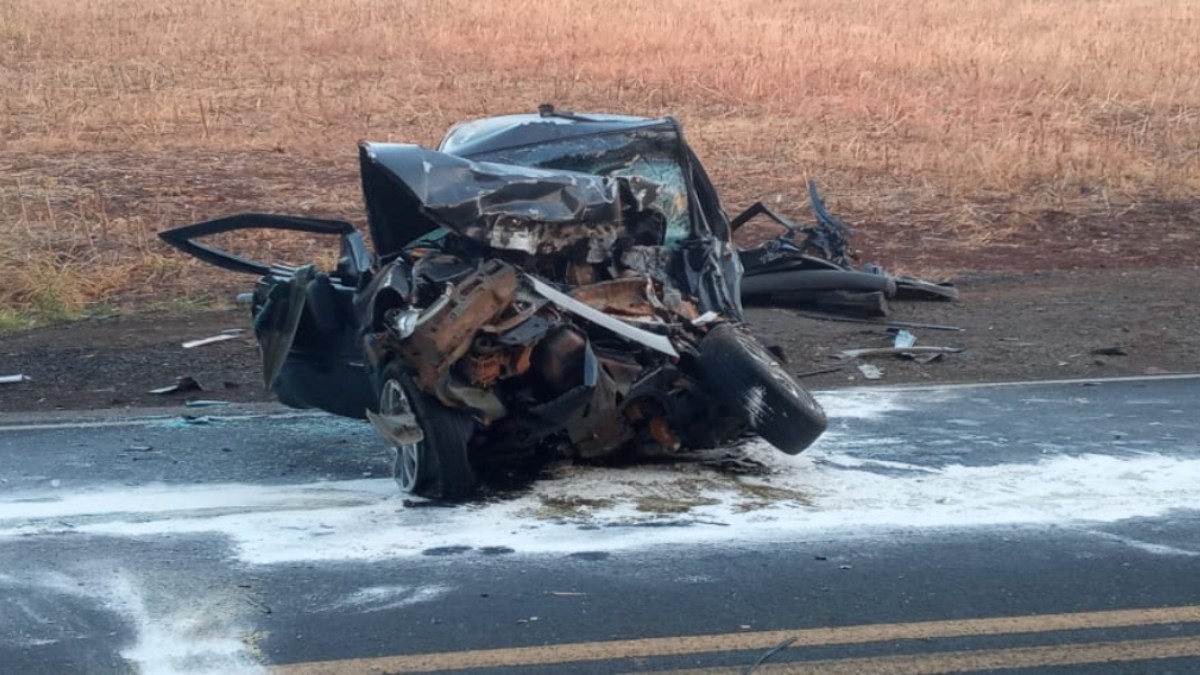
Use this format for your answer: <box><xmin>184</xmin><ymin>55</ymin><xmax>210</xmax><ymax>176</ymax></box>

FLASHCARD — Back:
<box><xmin>0</xmin><ymin>570</ymin><xmax>262</xmax><ymax>674</ymax></box>
<box><xmin>2</xmin><ymin>449</ymin><xmax>1197</xmax><ymax>565</ymax></box>
<box><xmin>325</xmin><ymin>584</ymin><xmax>450</xmax><ymax>613</ymax></box>
<box><xmin>0</xmin><ymin>479</ymin><xmax>393</xmax><ymax>521</ymax></box>
<box><xmin>1</xmin><ymin>387</ymin><xmax>1197</xmax><ymax>566</ymax></box>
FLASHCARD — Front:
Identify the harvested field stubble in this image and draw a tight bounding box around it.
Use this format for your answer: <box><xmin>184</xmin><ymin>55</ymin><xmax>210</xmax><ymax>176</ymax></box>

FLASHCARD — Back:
<box><xmin>1</xmin><ymin>0</ymin><xmax>1198</xmax><ymax>317</ymax></box>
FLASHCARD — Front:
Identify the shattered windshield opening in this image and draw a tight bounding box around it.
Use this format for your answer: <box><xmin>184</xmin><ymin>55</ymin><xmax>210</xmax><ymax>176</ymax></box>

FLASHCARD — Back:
<box><xmin>470</xmin><ymin>129</ymin><xmax>693</xmax><ymax>247</ymax></box>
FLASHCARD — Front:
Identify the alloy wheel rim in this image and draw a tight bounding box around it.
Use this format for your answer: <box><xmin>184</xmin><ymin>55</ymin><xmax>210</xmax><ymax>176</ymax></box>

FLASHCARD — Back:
<box><xmin>381</xmin><ymin>379</ymin><xmax>420</xmax><ymax>492</ymax></box>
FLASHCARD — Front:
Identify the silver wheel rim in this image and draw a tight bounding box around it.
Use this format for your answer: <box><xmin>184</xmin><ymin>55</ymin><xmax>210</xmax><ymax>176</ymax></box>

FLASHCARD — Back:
<box><xmin>381</xmin><ymin>378</ymin><xmax>421</xmax><ymax>493</ymax></box>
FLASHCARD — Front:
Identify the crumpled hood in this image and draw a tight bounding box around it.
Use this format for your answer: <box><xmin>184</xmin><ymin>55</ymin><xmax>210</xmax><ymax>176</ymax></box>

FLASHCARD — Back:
<box><xmin>359</xmin><ymin>142</ymin><xmax>661</xmax><ymax>258</ymax></box>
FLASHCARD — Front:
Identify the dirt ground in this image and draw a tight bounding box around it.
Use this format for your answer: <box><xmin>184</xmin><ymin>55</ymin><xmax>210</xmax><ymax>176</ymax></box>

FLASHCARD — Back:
<box><xmin>1</xmin><ymin>267</ymin><xmax>1196</xmax><ymax>414</ymax></box>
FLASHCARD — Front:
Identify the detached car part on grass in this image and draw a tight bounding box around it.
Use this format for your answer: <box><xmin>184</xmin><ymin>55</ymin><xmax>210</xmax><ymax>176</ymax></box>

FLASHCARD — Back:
<box><xmin>738</xmin><ymin>182</ymin><xmax>959</xmax><ymax>317</ymax></box>
<box><xmin>161</xmin><ymin>108</ymin><xmax>827</xmax><ymax>500</ymax></box>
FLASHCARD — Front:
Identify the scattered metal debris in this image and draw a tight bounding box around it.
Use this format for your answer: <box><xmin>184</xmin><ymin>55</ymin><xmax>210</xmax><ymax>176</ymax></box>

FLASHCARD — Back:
<box><xmin>182</xmin><ymin>331</ymin><xmax>244</xmax><ymax>349</ymax></box>
<box><xmin>738</xmin><ymin>181</ymin><xmax>959</xmax><ymax>317</ymax></box>
<box><xmin>795</xmin><ymin>312</ymin><xmax>963</xmax><ymax>332</ymax></box>
<box><xmin>0</xmin><ymin>374</ymin><xmax>30</xmax><ymax>384</ymax></box>
<box><xmin>838</xmin><ymin>346</ymin><xmax>966</xmax><ymax>360</ymax></box>
<box><xmin>148</xmin><ymin>376</ymin><xmax>202</xmax><ymax>395</ymax></box>
<box><xmin>857</xmin><ymin>363</ymin><xmax>884</xmax><ymax>380</ymax></box>
<box><xmin>184</xmin><ymin>399</ymin><xmax>232</xmax><ymax>408</ymax></box>
<box><xmin>792</xmin><ymin>365</ymin><xmax>844</xmax><ymax>379</ymax></box>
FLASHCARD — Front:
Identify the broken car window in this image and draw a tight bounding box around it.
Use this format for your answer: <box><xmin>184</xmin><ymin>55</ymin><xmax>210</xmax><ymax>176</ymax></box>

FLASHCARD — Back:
<box><xmin>470</xmin><ymin>129</ymin><xmax>693</xmax><ymax>247</ymax></box>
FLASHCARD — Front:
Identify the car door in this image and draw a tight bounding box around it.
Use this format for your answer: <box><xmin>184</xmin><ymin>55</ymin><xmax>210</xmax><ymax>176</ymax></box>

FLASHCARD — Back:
<box><xmin>159</xmin><ymin>214</ymin><xmax>377</xmax><ymax>417</ymax></box>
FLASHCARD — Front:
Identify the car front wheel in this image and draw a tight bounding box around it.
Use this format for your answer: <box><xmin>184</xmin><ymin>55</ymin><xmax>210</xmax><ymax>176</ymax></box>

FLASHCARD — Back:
<box><xmin>375</xmin><ymin>365</ymin><xmax>477</xmax><ymax>501</ymax></box>
<box><xmin>697</xmin><ymin>324</ymin><xmax>827</xmax><ymax>454</ymax></box>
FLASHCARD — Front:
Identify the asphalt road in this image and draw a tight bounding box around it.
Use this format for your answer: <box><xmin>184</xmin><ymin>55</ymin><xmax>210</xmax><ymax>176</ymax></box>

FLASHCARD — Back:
<box><xmin>1</xmin><ymin>375</ymin><xmax>1199</xmax><ymax>674</ymax></box>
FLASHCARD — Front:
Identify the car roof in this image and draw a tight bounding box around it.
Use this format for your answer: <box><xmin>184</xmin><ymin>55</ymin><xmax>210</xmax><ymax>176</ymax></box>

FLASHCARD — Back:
<box><xmin>437</xmin><ymin>111</ymin><xmax>672</xmax><ymax>157</ymax></box>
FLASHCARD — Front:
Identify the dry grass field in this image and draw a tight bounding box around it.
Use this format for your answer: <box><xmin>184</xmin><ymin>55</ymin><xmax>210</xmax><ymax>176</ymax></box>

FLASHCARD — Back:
<box><xmin>1</xmin><ymin>0</ymin><xmax>1198</xmax><ymax>324</ymax></box>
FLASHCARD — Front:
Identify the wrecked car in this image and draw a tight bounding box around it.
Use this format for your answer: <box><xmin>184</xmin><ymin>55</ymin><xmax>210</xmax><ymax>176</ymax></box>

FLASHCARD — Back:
<box><xmin>160</xmin><ymin>107</ymin><xmax>827</xmax><ymax>500</ymax></box>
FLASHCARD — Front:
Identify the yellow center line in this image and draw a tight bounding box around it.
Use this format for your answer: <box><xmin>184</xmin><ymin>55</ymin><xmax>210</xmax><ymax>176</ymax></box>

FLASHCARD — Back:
<box><xmin>271</xmin><ymin>605</ymin><xmax>1200</xmax><ymax>674</ymax></box>
<box><xmin>637</xmin><ymin>636</ymin><xmax>1200</xmax><ymax>674</ymax></box>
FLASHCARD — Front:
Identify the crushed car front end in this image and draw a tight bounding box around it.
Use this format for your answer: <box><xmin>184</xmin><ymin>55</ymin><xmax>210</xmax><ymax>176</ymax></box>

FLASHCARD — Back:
<box><xmin>160</xmin><ymin>108</ymin><xmax>827</xmax><ymax>500</ymax></box>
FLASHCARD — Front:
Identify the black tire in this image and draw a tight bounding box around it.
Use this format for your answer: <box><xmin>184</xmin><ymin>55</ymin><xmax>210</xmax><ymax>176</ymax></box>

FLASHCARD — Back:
<box><xmin>376</xmin><ymin>363</ymin><xmax>477</xmax><ymax>501</ymax></box>
<box><xmin>697</xmin><ymin>324</ymin><xmax>827</xmax><ymax>454</ymax></box>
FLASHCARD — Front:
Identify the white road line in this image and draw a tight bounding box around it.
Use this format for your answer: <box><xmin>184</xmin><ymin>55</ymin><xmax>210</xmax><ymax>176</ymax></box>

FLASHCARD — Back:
<box><xmin>847</xmin><ymin>372</ymin><xmax>1200</xmax><ymax>393</ymax></box>
<box><xmin>2</xmin><ymin>373</ymin><xmax>1196</xmax><ymax>431</ymax></box>
<box><xmin>0</xmin><ymin>411</ymin><xmax>329</xmax><ymax>432</ymax></box>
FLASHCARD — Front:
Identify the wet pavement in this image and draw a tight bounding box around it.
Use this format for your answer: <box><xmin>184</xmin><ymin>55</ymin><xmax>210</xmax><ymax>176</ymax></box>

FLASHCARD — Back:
<box><xmin>1</xmin><ymin>375</ymin><xmax>1199</xmax><ymax>674</ymax></box>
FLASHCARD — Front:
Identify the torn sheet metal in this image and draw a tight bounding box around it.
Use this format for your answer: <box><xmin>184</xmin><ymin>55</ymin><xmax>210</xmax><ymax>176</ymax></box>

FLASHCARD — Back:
<box><xmin>527</xmin><ymin>275</ymin><xmax>679</xmax><ymax>358</ymax></box>
<box><xmin>837</xmin><ymin>346</ymin><xmax>966</xmax><ymax>360</ymax></box>
<box><xmin>367</xmin><ymin>410</ymin><xmax>425</xmax><ymax>446</ymax></box>
<box><xmin>569</xmin><ymin>278</ymin><xmax>663</xmax><ymax>319</ymax></box>
<box><xmin>360</xmin><ymin>143</ymin><xmax>661</xmax><ymax>259</ymax></box>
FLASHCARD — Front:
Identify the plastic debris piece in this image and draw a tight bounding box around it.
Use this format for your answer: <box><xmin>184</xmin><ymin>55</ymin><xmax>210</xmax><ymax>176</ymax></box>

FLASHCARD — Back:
<box><xmin>182</xmin><ymin>333</ymin><xmax>242</xmax><ymax>349</ymax></box>
<box><xmin>857</xmin><ymin>363</ymin><xmax>884</xmax><ymax>380</ymax></box>
<box><xmin>148</xmin><ymin>376</ymin><xmax>203</xmax><ymax>395</ymax></box>
<box><xmin>0</xmin><ymin>374</ymin><xmax>30</xmax><ymax>384</ymax></box>
<box><xmin>892</xmin><ymin>329</ymin><xmax>917</xmax><ymax>349</ymax></box>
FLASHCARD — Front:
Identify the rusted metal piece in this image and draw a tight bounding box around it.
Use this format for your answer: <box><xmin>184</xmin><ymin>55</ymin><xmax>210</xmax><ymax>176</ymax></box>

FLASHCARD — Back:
<box><xmin>569</xmin><ymin>278</ymin><xmax>660</xmax><ymax>318</ymax></box>
<box><xmin>465</xmin><ymin>342</ymin><xmax>535</xmax><ymax>388</ymax></box>
<box><xmin>467</xmin><ymin>352</ymin><xmax>504</xmax><ymax>388</ymax></box>
<box><xmin>400</xmin><ymin>261</ymin><xmax>519</xmax><ymax>392</ymax></box>
<box><xmin>648</xmin><ymin>416</ymin><xmax>681</xmax><ymax>450</ymax></box>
